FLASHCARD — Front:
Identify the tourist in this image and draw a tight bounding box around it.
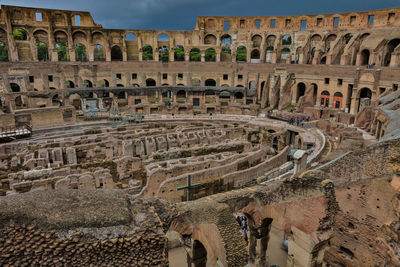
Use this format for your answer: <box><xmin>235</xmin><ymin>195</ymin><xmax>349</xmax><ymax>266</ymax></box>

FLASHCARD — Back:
<box><xmin>306</xmin><ymin>115</ymin><xmax>310</xmax><ymax>122</ymax></box>
<box><xmin>296</xmin><ymin>116</ymin><xmax>300</xmax><ymax>126</ymax></box>
<box><xmin>302</xmin><ymin>119</ymin><xmax>305</xmax><ymax>127</ymax></box>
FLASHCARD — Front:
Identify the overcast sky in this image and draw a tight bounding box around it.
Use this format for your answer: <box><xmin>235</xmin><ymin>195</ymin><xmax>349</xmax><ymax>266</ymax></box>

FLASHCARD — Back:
<box><xmin>1</xmin><ymin>0</ymin><xmax>399</xmax><ymax>30</ymax></box>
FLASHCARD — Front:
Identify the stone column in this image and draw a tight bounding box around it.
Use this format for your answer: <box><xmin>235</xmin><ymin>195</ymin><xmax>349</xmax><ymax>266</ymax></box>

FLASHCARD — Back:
<box><xmin>201</xmin><ymin>50</ymin><xmax>205</xmax><ymax>62</ymax></box>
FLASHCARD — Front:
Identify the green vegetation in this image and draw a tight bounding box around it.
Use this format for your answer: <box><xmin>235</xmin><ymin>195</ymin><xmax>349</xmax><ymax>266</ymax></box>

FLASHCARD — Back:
<box><xmin>222</xmin><ymin>46</ymin><xmax>231</xmax><ymax>54</ymax></box>
<box><xmin>75</xmin><ymin>44</ymin><xmax>87</xmax><ymax>62</ymax></box>
<box><xmin>37</xmin><ymin>42</ymin><xmax>48</xmax><ymax>61</ymax></box>
<box><xmin>94</xmin><ymin>45</ymin><xmax>105</xmax><ymax>61</ymax></box>
<box><xmin>282</xmin><ymin>35</ymin><xmax>292</xmax><ymax>45</ymax></box>
<box><xmin>0</xmin><ymin>42</ymin><xmax>8</xmax><ymax>61</ymax></box>
<box><xmin>174</xmin><ymin>46</ymin><xmax>184</xmax><ymax>61</ymax></box>
<box><xmin>205</xmin><ymin>48</ymin><xmax>216</xmax><ymax>62</ymax></box>
<box><xmin>189</xmin><ymin>48</ymin><xmax>201</xmax><ymax>61</ymax></box>
<box><xmin>236</xmin><ymin>46</ymin><xmax>247</xmax><ymax>62</ymax></box>
<box><xmin>142</xmin><ymin>45</ymin><xmax>153</xmax><ymax>60</ymax></box>
<box><xmin>57</xmin><ymin>43</ymin><xmax>68</xmax><ymax>61</ymax></box>
<box><xmin>159</xmin><ymin>46</ymin><xmax>169</xmax><ymax>62</ymax></box>
<box><xmin>13</xmin><ymin>29</ymin><xmax>27</xmax><ymax>40</ymax></box>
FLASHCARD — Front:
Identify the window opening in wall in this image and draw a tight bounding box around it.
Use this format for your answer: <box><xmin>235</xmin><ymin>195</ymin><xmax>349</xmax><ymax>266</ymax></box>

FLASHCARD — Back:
<box><xmin>178</xmin><ymin>73</ymin><xmax>183</xmax><ymax>79</ymax></box>
<box><xmin>368</xmin><ymin>15</ymin><xmax>374</xmax><ymax>25</ymax></box>
<box><xmin>393</xmin><ymin>84</ymin><xmax>398</xmax><ymax>91</ymax></box>
<box><xmin>338</xmin><ymin>79</ymin><xmax>343</xmax><ymax>86</ymax></box>
<box><xmin>132</xmin><ymin>73</ymin><xmax>137</xmax><ymax>79</ymax></box>
<box><xmin>285</xmin><ymin>19</ymin><xmax>291</xmax><ymax>27</ymax></box>
<box><xmin>162</xmin><ymin>73</ymin><xmax>168</xmax><ymax>79</ymax></box>
<box><xmin>333</xmin><ymin>17</ymin><xmax>340</xmax><ymax>27</ymax></box>
<box><xmin>29</xmin><ymin>76</ymin><xmax>34</xmax><ymax>83</ymax></box>
<box><xmin>255</xmin><ymin>19</ymin><xmax>261</xmax><ymax>28</ymax></box>
<box><xmin>116</xmin><ymin>73</ymin><xmax>122</xmax><ymax>80</ymax></box>
<box><xmin>270</xmin><ymin>19</ymin><xmax>276</xmax><ymax>28</ymax></box>
<box><xmin>224</xmin><ymin>21</ymin><xmax>230</xmax><ymax>31</ymax></box>
<box><xmin>238</xmin><ymin>74</ymin><xmax>243</xmax><ymax>80</ymax></box>
<box><xmin>74</xmin><ymin>15</ymin><xmax>81</xmax><ymax>26</ymax></box>
<box><xmin>388</xmin><ymin>13</ymin><xmax>395</xmax><ymax>23</ymax></box>
<box><xmin>35</xmin><ymin>12</ymin><xmax>42</xmax><ymax>22</ymax></box>
<box><xmin>223</xmin><ymin>74</ymin><xmax>228</xmax><ymax>80</ymax></box>
<box><xmin>317</xmin><ymin>18</ymin><xmax>323</xmax><ymax>26</ymax></box>
<box><xmin>350</xmin><ymin>16</ymin><xmax>356</xmax><ymax>25</ymax></box>
<box><xmin>134</xmin><ymin>99</ymin><xmax>141</xmax><ymax>105</ymax></box>
<box><xmin>301</xmin><ymin>20</ymin><xmax>307</xmax><ymax>31</ymax></box>
<box><xmin>379</xmin><ymin>87</ymin><xmax>386</xmax><ymax>94</ymax></box>
<box><xmin>325</xmin><ymin>78</ymin><xmax>330</xmax><ymax>84</ymax></box>
<box><xmin>240</xmin><ymin>19</ymin><xmax>245</xmax><ymax>27</ymax></box>
<box><xmin>48</xmin><ymin>75</ymin><xmax>53</xmax><ymax>82</ymax></box>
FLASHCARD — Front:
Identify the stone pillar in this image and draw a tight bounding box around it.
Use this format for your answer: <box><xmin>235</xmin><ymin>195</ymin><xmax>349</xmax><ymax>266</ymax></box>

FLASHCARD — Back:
<box><xmin>201</xmin><ymin>50</ymin><xmax>205</xmax><ymax>62</ymax></box>
<box><xmin>355</xmin><ymin>53</ymin><xmax>362</xmax><ymax>66</ymax></box>
<box><xmin>185</xmin><ymin>52</ymin><xmax>189</xmax><ymax>62</ymax></box>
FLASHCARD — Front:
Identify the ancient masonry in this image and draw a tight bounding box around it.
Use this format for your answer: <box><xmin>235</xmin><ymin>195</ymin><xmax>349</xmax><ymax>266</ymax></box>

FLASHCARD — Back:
<box><xmin>0</xmin><ymin>4</ymin><xmax>400</xmax><ymax>267</ymax></box>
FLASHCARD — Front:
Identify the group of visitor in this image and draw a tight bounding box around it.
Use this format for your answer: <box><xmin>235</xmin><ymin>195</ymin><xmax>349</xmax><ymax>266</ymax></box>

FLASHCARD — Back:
<box><xmin>288</xmin><ymin>115</ymin><xmax>310</xmax><ymax>127</ymax></box>
<box><xmin>235</xmin><ymin>215</ymin><xmax>248</xmax><ymax>245</ymax></box>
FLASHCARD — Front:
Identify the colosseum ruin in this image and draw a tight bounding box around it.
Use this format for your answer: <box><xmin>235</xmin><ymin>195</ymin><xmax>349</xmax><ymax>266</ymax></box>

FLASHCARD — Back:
<box><xmin>0</xmin><ymin>4</ymin><xmax>400</xmax><ymax>267</ymax></box>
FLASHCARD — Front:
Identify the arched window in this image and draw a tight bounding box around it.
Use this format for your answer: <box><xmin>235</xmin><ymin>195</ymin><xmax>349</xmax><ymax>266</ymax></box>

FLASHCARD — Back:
<box><xmin>56</xmin><ymin>43</ymin><xmax>68</xmax><ymax>61</ymax></box>
<box><xmin>189</xmin><ymin>48</ymin><xmax>200</xmax><ymax>61</ymax></box>
<box><xmin>83</xmin><ymin>80</ymin><xmax>93</xmax><ymax>88</ymax></box>
<box><xmin>159</xmin><ymin>46</ymin><xmax>169</xmax><ymax>62</ymax></box>
<box><xmin>125</xmin><ymin>33</ymin><xmax>136</xmax><ymax>41</ymax></box>
<box><xmin>320</xmin><ymin>90</ymin><xmax>330</xmax><ymax>107</ymax></box>
<box><xmin>176</xmin><ymin>90</ymin><xmax>186</xmax><ymax>98</ymax></box>
<box><xmin>142</xmin><ymin>45</ymin><xmax>153</xmax><ymax>60</ymax></box>
<box><xmin>94</xmin><ymin>44</ymin><xmax>105</xmax><ymax>61</ymax></box>
<box><xmin>358</xmin><ymin>87</ymin><xmax>372</xmax><ymax>112</ymax></box>
<box><xmin>234</xmin><ymin>92</ymin><xmax>244</xmax><ymax>101</ymax></box>
<box><xmin>10</xmin><ymin>83</ymin><xmax>20</xmax><ymax>92</ymax></box>
<box><xmin>158</xmin><ymin>33</ymin><xmax>169</xmax><ymax>42</ymax></box>
<box><xmin>250</xmin><ymin>49</ymin><xmax>260</xmax><ymax>63</ymax></box>
<box><xmin>360</xmin><ymin>49</ymin><xmax>370</xmax><ymax>65</ymax></box>
<box><xmin>205</xmin><ymin>79</ymin><xmax>216</xmax><ymax>86</ymax></box>
<box><xmin>13</xmin><ymin>29</ymin><xmax>27</xmax><ymax>40</ymax></box>
<box><xmin>236</xmin><ymin>46</ymin><xmax>247</xmax><ymax>62</ymax></box>
<box><xmin>384</xmin><ymin>39</ymin><xmax>400</xmax><ymax>66</ymax></box>
<box><xmin>221</xmin><ymin>34</ymin><xmax>232</xmax><ymax>45</ymax></box>
<box><xmin>296</xmin><ymin>83</ymin><xmax>306</xmax><ymax>103</ymax></box>
<box><xmin>205</xmin><ymin>48</ymin><xmax>216</xmax><ymax>62</ymax></box>
<box><xmin>146</xmin><ymin>78</ymin><xmax>156</xmax><ymax>86</ymax></box>
<box><xmin>75</xmin><ymin>43</ymin><xmax>87</xmax><ymax>62</ymax></box>
<box><xmin>98</xmin><ymin>79</ymin><xmax>109</xmax><ymax>87</ymax></box>
<box><xmin>282</xmin><ymin>35</ymin><xmax>292</xmax><ymax>45</ymax></box>
<box><xmin>111</xmin><ymin>45</ymin><xmax>123</xmax><ymax>61</ymax></box>
<box><xmin>37</xmin><ymin>42</ymin><xmax>49</xmax><ymax>61</ymax></box>
<box><xmin>333</xmin><ymin>92</ymin><xmax>343</xmax><ymax>109</ymax></box>
<box><xmin>174</xmin><ymin>45</ymin><xmax>184</xmax><ymax>61</ymax></box>
<box><xmin>0</xmin><ymin>41</ymin><xmax>8</xmax><ymax>62</ymax></box>
<box><xmin>66</xmin><ymin>80</ymin><xmax>75</xmax><ymax>88</ymax></box>
<box><xmin>204</xmin><ymin>34</ymin><xmax>217</xmax><ymax>45</ymax></box>
<box><xmin>252</xmin><ymin>35</ymin><xmax>262</xmax><ymax>47</ymax></box>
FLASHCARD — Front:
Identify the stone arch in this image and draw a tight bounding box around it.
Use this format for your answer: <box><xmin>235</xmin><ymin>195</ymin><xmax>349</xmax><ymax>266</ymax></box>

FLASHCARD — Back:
<box><xmin>221</xmin><ymin>34</ymin><xmax>232</xmax><ymax>45</ymax></box>
<box><xmin>33</xmin><ymin>29</ymin><xmax>48</xmax><ymax>44</ymax></box>
<box><xmin>66</xmin><ymin>80</ymin><xmax>75</xmax><ymax>88</ymax></box>
<box><xmin>281</xmin><ymin>47</ymin><xmax>291</xmax><ymax>61</ymax></box>
<box><xmin>10</xmin><ymin>83</ymin><xmax>20</xmax><ymax>92</ymax></box>
<box><xmin>176</xmin><ymin>90</ymin><xmax>186</xmax><ymax>98</ymax></box>
<box><xmin>174</xmin><ymin>45</ymin><xmax>184</xmax><ymax>61</ymax></box>
<box><xmin>344</xmin><ymin>33</ymin><xmax>353</xmax><ymax>44</ymax></box>
<box><xmin>162</xmin><ymin>90</ymin><xmax>172</xmax><ymax>98</ymax></box>
<box><xmin>125</xmin><ymin>33</ymin><xmax>136</xmax><ymax>41</ymax></box>
<box><xmin>54</xmin><ymin>30</ymin><xmax>68</xmax><ymax>44</ymax></box>
<box><xmin>72</xmin><ymin>31</ymin><xmax>87</xmax><ymax>45</ymax></box>
<box><xmin>360</xmin><ymin>49</ymin><xmax>370</xmax><ymax>65</ymax></box>
<box><xmin>98</xmin><ymin>79</ymin><xmax>109</xmax><ymax>87</ymax></box>
<box><xmin>92</xmin><ymin>32</ymin><xmax>105</xmax><ymax>44</ymax></box>
<box><xmin>146</xmin><ymin>78</ymin><xmax>156</xmax><ymax>86</ymax></box>
<box><xmin>37</xmin><ymin>42</ymin><xmax>49</xmax><ymax>61</ymax></box>
<box><xmin>94</xmin><ymin>44</ymin><xmax>105</xmax><ymax>61</ymax></box>
<box><xmin>296</xmin><ymin>82</ymin><xmax>306</xmax><ymax>103</ymax></box>
<box><xmin>311</xmin><ymin>34</ymin><xmax>322</xmax><ymax>42</ymax></box>
<box><xmin>205</xmin><ymin>79</ymin><xmax>216</xmax><ymax>87</ymax></box>
<box><xmin>219</xmin><ymin>91</ymin><xmax>231</xmax><ymax>103</ymax></box>
<box><xmin>250</xmin><ymin>49</ymin><xmax>260</xmax><ymax>61</ymax></box>
<box><xmin>266</xmin><ymin>35</ymin><xmax>276</xmax><ymax>47</ymax></box>
<box><xmin>142</xmin><ymin>45</ymin><xmax>153</xmax><ymax>60</ymax></box>
<box><xmin>252</xmin><ymin>34</ymin><xmax>262</xmax><ymax>47</ymax></box>
<box><xmin>83</xmin><ymin>80</ymin><xmax>93</xmax><ymax>88</ymax></box>
<box><xmin>75</xmin><ymin>43</ymin><xmax>87</xmax><ymax>62</ymax></box>
<box><xmin>325</xmin><ymin>34</ymin><xmax>337</xmax><ymax>52</ymax></box>
<box><xmin>205</xmin><ymin>48</ymin><xmax>216</xmax><ymax>62</ymax></box>
<box><xmin>236</xmin><ymin>46</ymin><xmax>247</xmax><ymax>62</ymax></box>
<box><xmin>358</xmin><ymin>87</ymin><xmax>372</xmax><ymax>112</ymax></box>
<box><xmin>204</xmin><ymin>34</ymin><xmax>217</xmax><ymax>45</ymax></box>
<box><xmin>13</xmin><ymin>28</ymin><xmax>27</xmax><ymax>40</ymax></box>
<box><xmin>190</xmin><ymin>48</ymin><xmax>201</xmax><ymax>61</ymax></box>
<box><xmin>158</xmin><ymin>33</ymin><xmax>169</xmax><ymax>42</ymax></box>
<box><xmin>384</xmin><ymin>38</ymin><xmax>400</xmax><ymax>66</ymax></box>
<box><xmin>111</xmin><ymin>45</ymin><xmax>123</xmax><ymax>61</ymax></box>
<box><xmin>192</xmin><ymin>240</ymin><xmax>207</xmax><ymax>267</ymax></box>
<box><xmin>282</xmin><ymin>34</ymin><xmax>292</xmax><ymax>45</ymax></box>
